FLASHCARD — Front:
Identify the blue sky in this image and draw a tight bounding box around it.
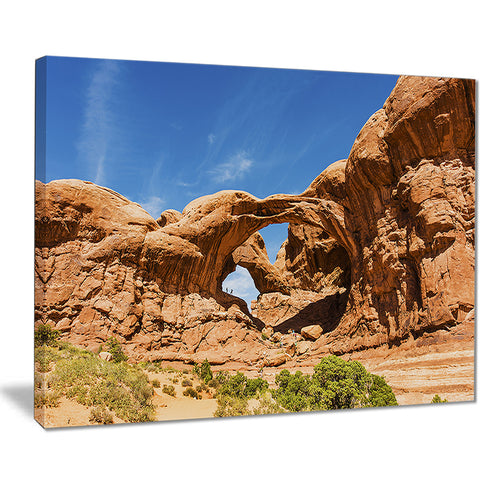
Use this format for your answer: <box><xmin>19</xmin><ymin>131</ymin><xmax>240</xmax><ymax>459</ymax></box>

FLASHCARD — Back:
<box><xmin>37</xmin><ymin>56</ymin><xmax>398</xmax><ymax>308</ymax></box>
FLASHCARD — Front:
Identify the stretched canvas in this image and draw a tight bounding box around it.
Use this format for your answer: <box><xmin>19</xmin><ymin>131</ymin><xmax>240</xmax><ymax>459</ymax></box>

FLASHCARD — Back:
<box><xmin>34</xmin><ymin>56</ymin><xmax>475</xmax><ymax>428</ymax></box>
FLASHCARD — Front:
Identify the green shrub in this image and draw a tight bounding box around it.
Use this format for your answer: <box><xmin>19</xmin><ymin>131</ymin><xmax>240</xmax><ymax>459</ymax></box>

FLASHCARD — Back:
<box><xmin>36</xmin><ymin>356</ymin><xmax>52</xmax><ymax>373</ymax></box>
<box><xmin>200</xmin><ymin>359</ymin><xmax>213</xmax><ymax>383</ymax></box>
<box><xmin>151</xmin><ymin>379</ymin><xmax>161</xmax><ymax>388</ymax></box>
<box><xmin>208</xmin><ymin>378</ymin><xmax>219</xmax><ymax>389</ymax></box>
<box><xmin>183</xmin><ymin>387</ymin><xmax>199</xmax><ymax>399</ymax></box>
<box><xmin>195</xmin><ymin>382</ymin><xmax>208</xmax><ymax>393</ymax></box>
<box><xmin>46</xmin><ymin>346</ymin><xmax>155</xmax><ymax>422</ymax></box>
<box><xmin>273</xmin><ymin>356</ymin><xmax>397</xmax><ymax>412</ymax></box>
<box><xmin>34</xmin><ymin>324</ymin><xmax>60</xmax><ymax>347</ymax></box>
<box><xmin>214</xmin><ymin>371</ymin><xmax>230</xmax><ymax>385</ymax></box>
<box><xmin>431</xmin><ymin>394</ymin><xmax>448</xmax><ymax>403</ymax></box>
<box><xmin>162</xmin><ymin>385</ymin><xmax>176</xmax><ymax>397</ymax></box>
<box><xmin>34</xmin><ymin>372</ymin><xmax>44</xmax><ymax>389</ymax></box>
<box><xmin>35</xmin><ymin>346</ymin><xmax>61</xmax><ymax>373</ymax></box>
<box><xmin>106</xmin><ymin>337</ymin><xmax>128</xmax><ymax>363</ymax></box>
<box><xmin>252</xmin><ymin>391</ymin><xmax>285</xmax><ymax>415</ymax></box>
<box><xmin>89</xmin><ymin>405</ymin><xmax>114</xmax><ymax>424</ymax></box>
<box><xmin>217</xmin><ymin>372</ymin><xmax>268</xmax><ymax>400</ymax></box>
<box><xmin>181</xmin><ymin>379</ymin><xmax>192</xmax><ymax>387</ymax></box>
<box><xmin>273</xmin><ymin>370</ymin><xmax>311</xmax><ymax>412</ymax></box>
<box><xmin>34</xmin><ymin>390</ymin><xmax>60</xmax><ymax>408</ymax></box>
<box><xmin>366</xmin><ymin>372</ymin><xmax>398</xmax><ymax>407</ymax></box>
<box><xmin>214</xmin><ymin>395</ymin><xmax>250</xmax><ymax>417</ymax></box>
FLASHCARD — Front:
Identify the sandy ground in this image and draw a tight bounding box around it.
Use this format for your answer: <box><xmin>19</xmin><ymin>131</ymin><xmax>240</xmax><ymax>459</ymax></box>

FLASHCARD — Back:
<box><xmin>147</xmin><ymin>370</ymin><xmax>218</xmax><ymax>422</ymax></box>
<box><xmin>35</xmin><ymin>397</ymin><xmax>125</xmax><ymax>428</ymax></box>
<box><xmin>35</xmin><ymin>368</ymin><xmax>218</xmax><ymax>428</ymax></box>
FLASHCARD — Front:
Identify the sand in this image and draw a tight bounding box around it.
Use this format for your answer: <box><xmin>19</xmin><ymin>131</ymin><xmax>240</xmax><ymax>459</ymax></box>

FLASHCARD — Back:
<box><xmin>35</xmin><ymin>367</ymin><xmax>218</xmax><ymax>428</ymax></box>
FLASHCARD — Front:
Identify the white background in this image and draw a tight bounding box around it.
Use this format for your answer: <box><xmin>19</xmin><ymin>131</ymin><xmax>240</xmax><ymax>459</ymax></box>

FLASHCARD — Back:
<box><xmin>0</xmin><ymin>1</ymin><xmax>477</xmax><ymax>478</ymax></box>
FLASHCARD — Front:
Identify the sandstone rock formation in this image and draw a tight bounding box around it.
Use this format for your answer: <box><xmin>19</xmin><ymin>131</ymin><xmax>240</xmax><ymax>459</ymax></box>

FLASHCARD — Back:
<box><xmin>324</xmin><ymin>76</ymin><xmax>475</xmax><ymax>354</ymax></box>
<box><xmin>35</xmin><ymin>75</ymin><xmax>475</xmax><ymax>366</ymax></box>
<box><xmin>231</xmin><ymin>232</ymin><xmax>291</xmax><ymax>295</ymax></box>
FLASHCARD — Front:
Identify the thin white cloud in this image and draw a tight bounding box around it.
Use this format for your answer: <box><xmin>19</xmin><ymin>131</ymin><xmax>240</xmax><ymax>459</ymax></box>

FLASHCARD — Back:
<box><xmin>209</xmin><ymin>150</ymin><xmax>253</xmax><ymax>183</ymax></box>
<box><xmin>170</xmin><ymin>122</ymin><xmax>183</xmax><ymax>131</ymax></box>
<box><xmin>77</xmin><ymin>60</ymin><xmax>120</xmax><ymax>186</ymax></box>
<box><xmin>141</xmin><ymin>196</ymin><xmax>165</xmax><ymax>218</ymax></box>
<box><xmin>208</xmin><ymin>133</ymin><xmax>216</xmax><ymax>145</ymax></box>
<box><xmin>176</xmin><ymin>180</ymin><xmax>197</xmax><ymax>187</ymax></box>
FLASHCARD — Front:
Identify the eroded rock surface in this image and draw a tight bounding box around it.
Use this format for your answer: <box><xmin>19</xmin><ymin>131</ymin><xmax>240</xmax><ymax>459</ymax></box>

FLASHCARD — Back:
<box><xmin>35</xmin><ymin>75</ymin><xmax>475</xmax><ymax>366</ymax></box>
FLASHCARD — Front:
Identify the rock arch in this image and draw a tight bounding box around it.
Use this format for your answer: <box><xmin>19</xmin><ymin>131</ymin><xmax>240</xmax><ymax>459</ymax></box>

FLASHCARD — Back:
<box><xmin>158</xmin><ymin>188</ymin><xmax>353</xmax><ymax>297</ymax></box>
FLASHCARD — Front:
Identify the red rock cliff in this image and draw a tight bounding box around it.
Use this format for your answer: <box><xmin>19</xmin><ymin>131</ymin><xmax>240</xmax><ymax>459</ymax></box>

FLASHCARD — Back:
<box><xmin>35</xmin><ymin>75</ymin><xmax>475</xmax><ymax>363</ymax></box>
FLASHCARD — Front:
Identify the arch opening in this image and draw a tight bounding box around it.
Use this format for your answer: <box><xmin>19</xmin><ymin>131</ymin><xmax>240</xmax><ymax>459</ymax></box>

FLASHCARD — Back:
<box><xmin>257</xmin><ymin>223</ymin><xmax>289</xmax><ymax>264</ymax></box>
<box><xmin>247</xmin><ymin>223</ymin><xmax>353</xmax><ymax>335</ymax></box>
<box><xmin>222</xmin><ymin>265</ymin><xmax>259</xmax><ymax>313</ymax></box>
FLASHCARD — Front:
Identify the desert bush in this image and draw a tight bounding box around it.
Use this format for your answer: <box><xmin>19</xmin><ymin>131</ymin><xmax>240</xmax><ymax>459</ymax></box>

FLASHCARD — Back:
<box><xmin>162</xmin><ymin>385</ymin><xmax>176</xmax><ymax>397</ymax></box>
<box><xmin>191</xmin><ymin>359</ymin><xmax>212</xmax><ymax>383</ymax></box>
<box><xmin>89</xmin><ymin>405</ymin><xmax>114</xmax><ymax>424</ymax></box>
<box><xmin>34</xmin><ymin>324</ymin><xmax>60</xmax><ymax>347</ymax></box>
<box><xmin>182</xmin><ymin>379</ymin><xmax>192</xmax><ymax>387</ymax></box>
<box><xmin>214</xmin><ymin>395</ymin><xmax>250</xmax><ymax>417</ymax></box>
<box><xmin>431</xmin><ymin>394</ymin><xmax>448</xmax><ymax>403</ymax></box>
<box><xmin>273</xmin><ymin>370</ymin><xmax>311</xmax><ymax>412</ymax></box>
<box><xmin>193</xmin><ymin>359</ymin><xmax>213</xmax><ymax>383</ymax></box>
<box><xmin>34</xmin><ymin>372</ymin><xmax>44</xmax><ymax>389</ymax></box>
<box><xmin>140</xmin><ymin>361</ymin><xmax>162</xmax><ymax>373</ymax></box>
<box><xmin>183</xmin><ymin>387</ymin><xmax>199</xmax><ymax>399</ymax></box>
<box><xmin>200</xmin><ymin>359</ymin><xmax>213</xmax><ymax>383</ymax></box>
<box><xmin>151</xmin><ymin>379</ymin><xmax>161</xmax><ymax>388</ymax></box>
<box><xmin>365</xmin><ymin>371</ymin><xmax>398</xmax><ymax>407</ymax></box>
<box><xmin>207</xmin><ymin>378</ymin><xmax>219</xmax><ymax>389</ymax></box>
<box><xmin>217</xmin><ymin>372</ymin><xmax>268</xmax><ymax>400</ymax></box>
<box><xmin>252</xmin><ymin>391</ymin><xmax>285</xmax><ymax>415</ymax></box>
<box><xmin>214</xmin><ymin>371</ymin><xmax>230</xmax><ymax>385</ymax></box>
<box><xmin>273</xmin><ymin>356</ymin><xmax>397</xmax><ymax>412</ymax></box>
<box><xmin>196</xmin><ymin>382</ymin><xmax>209</xmax><ymax>393</ymax></box>
<box><xmin>213</xmin><ymin>372</ymin><xmax>269</xmax><ymax>417</ymax></box>
<box><xmin>35</xmin><ymin>346</ymin><xmax>61</xmax><ymax>373</ymax></box>
<box><xmin>34</xmin><ymin>390</ymin><xmax>60</xmax><ymax>408</ymax></box>
<box><xmin>105</xmin><ymin>337</ymin><xmax>128</xmax><ymax>363</ymax></box>
<box><xmin>36</xmin><ymin>356</ymin><xmax>52</xmax><ymax>373</ymax></box>
<box><xmin>47</xmin><ymin>346</ymin><xmax>155</xmax><ymax>422</ymax></box>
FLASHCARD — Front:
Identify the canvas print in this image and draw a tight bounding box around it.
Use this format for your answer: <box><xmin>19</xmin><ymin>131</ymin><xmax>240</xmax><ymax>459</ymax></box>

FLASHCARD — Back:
<box><xmin>34</xmin><ymin>56</ymin><xmax>475</xmax><ymax>428</ymax></box>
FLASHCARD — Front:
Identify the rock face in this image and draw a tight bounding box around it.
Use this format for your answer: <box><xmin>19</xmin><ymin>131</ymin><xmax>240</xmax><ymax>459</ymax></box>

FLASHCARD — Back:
<box><xmin>34</xmin><ymin>181</ymin><xmax>340</xmax><ymax>362</ymax></box>
<box><xmin>232</xmin><ymin>232</ymin><xmax>290</xmax><ymax>295</ymax></box>
<box><xmin>325</xmin><ymin>76</ymin><xmax>475</xmax><ymax>354</ymax></box>
<box><xmin>35</xmin><ymin>75</ymin><xmax>475</xmax><ymax>365</ymax></box>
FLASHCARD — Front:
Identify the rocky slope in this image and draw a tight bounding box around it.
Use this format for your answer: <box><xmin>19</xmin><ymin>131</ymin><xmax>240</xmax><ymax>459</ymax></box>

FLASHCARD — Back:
<box><xmin>35</xmin><ymin>75</ymin><xmax>475</xmax><ymax>377</ymax></box>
